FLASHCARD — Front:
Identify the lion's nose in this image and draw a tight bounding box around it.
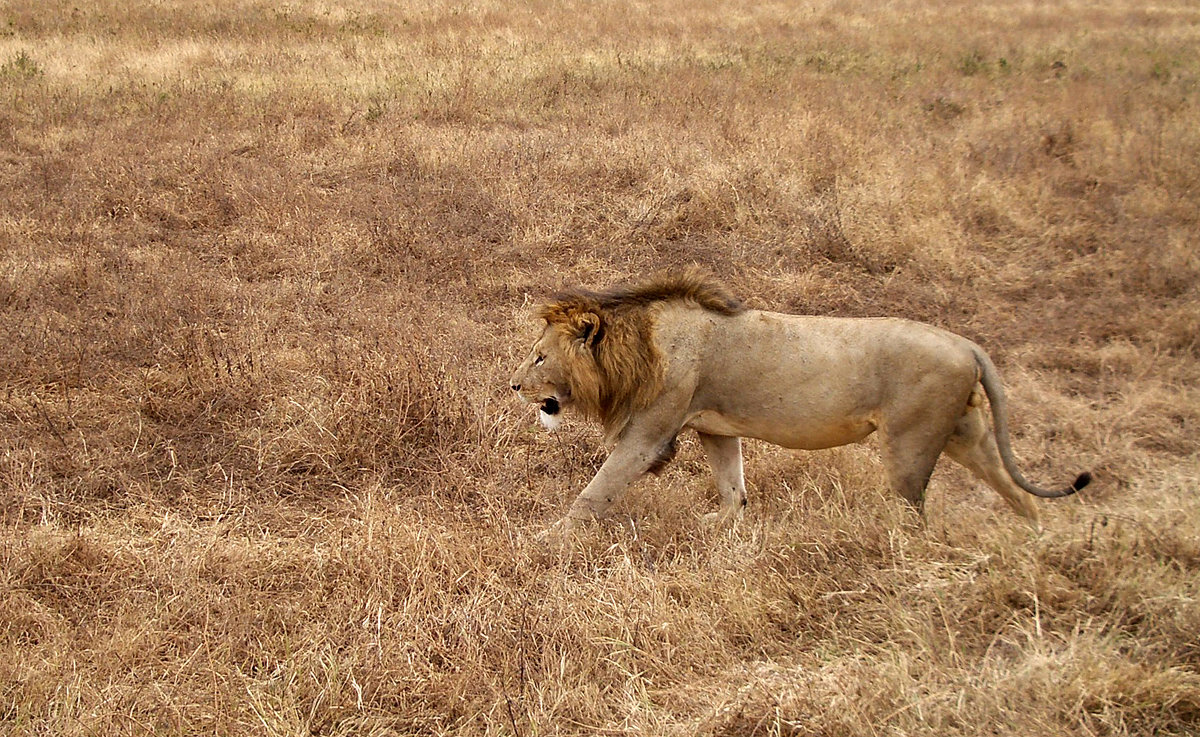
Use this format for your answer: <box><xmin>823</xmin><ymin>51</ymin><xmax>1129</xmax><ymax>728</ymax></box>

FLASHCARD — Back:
<box><xmin>510</xmin><ymin>382</ymin><xmax>521</xmax><ymax>392</ymax></box>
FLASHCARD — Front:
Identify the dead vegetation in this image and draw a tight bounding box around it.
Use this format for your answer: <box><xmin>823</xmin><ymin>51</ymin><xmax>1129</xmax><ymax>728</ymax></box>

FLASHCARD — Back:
<box><xmin>1</xmin><ymin>0</ymin><xmax>1198</xmax><ymax>734</ymax></box>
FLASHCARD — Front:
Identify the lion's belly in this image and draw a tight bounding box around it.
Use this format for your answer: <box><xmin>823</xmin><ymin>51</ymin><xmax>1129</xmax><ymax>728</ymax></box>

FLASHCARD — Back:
<box><xmin>684</xmin><ymin>408</ymin><xmax>876</xmax><ymax>450</ymax></box>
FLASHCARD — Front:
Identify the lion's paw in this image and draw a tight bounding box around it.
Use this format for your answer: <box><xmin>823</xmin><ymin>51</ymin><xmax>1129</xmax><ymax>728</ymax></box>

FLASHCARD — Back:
<box><xmin>702</xmin><ymin>508</ymin><xmax>744</xmax><ymax>530</ymax></box>
<box><xmin>534</xmin><ymin>517</ymin><xmax>577</xmax><ymax>544</ymax></box>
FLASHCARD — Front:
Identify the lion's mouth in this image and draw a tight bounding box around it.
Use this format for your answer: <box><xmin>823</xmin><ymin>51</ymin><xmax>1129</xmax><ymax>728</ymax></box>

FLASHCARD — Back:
<box><xmin>540</xmin><ymin>396</ymin><xmax>561</xmax><ymax>416</ymax></box>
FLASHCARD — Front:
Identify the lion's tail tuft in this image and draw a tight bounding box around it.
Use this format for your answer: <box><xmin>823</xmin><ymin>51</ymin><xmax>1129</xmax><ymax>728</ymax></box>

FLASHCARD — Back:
<box><xmin>1071</xmin><ymin>472</ymin><xmax>1093</xmax><ymax>493</ymax></box>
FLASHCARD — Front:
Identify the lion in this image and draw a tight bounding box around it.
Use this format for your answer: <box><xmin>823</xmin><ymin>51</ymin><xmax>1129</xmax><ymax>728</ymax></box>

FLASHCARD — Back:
<box><xmin>509</xmin><ymin>269</ymin><xmax>1091</xmax><ymax>534</ymax></box>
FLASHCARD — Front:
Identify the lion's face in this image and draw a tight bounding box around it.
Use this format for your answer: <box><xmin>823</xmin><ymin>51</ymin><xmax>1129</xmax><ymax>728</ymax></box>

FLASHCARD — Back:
<box><xmin>510</xmin><ymin>326</ymin><xmax>577</xmax><ymax>430</ymax></box>
<box><xmin>512</xmin><ymin>304</ymin><xmax>607</xmax><ymax>431</ymax></box>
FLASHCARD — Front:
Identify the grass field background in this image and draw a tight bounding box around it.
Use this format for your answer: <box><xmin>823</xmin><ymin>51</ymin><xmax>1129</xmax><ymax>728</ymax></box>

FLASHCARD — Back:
<box><xmin>1</xmin><ymin>1</ymin><xmax>1198</xmax><ymax>734</ymax></box>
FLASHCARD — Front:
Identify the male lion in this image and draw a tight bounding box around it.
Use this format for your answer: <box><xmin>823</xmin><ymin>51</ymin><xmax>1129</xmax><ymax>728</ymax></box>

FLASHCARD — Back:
<box><xmin>509</xmin><ymin>270</ymin><xmax>1091</xmax><ymax>533</ymax></box>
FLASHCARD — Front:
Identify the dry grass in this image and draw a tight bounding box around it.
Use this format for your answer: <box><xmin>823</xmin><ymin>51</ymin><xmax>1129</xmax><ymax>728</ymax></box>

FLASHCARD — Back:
<box><xmin>2</xmin><ymin>0</ymin><xmax>1199</xmax><ymax>734</ymax></box>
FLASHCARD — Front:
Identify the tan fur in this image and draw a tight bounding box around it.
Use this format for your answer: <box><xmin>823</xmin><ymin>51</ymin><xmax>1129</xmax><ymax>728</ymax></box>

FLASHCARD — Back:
<box><xmin>510</xmin><ymin>271</ymin><xmax>1090</xmax><ymax>535</ymax></box>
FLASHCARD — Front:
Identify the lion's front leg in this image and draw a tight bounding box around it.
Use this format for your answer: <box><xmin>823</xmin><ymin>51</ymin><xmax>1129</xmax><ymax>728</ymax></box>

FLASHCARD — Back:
<box><xmin>542</xmin><ymin>425</ymin><xmax>679</xmax><ymax>539</ymax></box>
<box><xmin>568</xmin><ymin>435</ymin><xmax>675</xmax><ymax>521</ymax></box>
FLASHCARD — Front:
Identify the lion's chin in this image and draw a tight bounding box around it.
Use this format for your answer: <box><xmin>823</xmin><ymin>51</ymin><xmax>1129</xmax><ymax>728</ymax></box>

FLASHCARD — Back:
<box><xmin>538</xmin><ymin>396</ymin><xmax>563</xmax><ymax>431</ymax></box>
<box><xmin>539</xmin><ymin>409</ymin><xmax>563</xmax><ymax>432</ymax></box>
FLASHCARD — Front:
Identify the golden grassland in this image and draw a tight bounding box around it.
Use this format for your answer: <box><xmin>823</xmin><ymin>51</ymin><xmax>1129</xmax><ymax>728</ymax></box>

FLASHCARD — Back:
<box><xmin>1</xmin><ymin>0</ymin><xmax>1199</xmax><ymax>734</ymax></box>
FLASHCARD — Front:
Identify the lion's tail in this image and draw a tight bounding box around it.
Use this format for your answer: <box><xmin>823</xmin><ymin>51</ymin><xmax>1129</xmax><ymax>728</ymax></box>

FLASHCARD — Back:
<box><xmin>972</xmin><ymin>347</ymin><xmax>1092</xmax><ymax>499</ymax></box>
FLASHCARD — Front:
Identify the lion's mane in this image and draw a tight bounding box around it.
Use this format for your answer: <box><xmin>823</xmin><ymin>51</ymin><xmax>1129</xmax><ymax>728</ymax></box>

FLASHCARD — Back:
<box><xmin>537</xmin><ymin>268</ymin><xmax>744</xmax><ymax>441</ymax></box>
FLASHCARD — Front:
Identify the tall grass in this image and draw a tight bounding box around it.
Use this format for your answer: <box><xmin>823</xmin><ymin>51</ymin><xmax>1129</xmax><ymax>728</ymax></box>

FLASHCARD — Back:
<box><xmin>1</xmin><ymin>0</ymin><xmax>1198</xmax><ymax>734</ymax></box>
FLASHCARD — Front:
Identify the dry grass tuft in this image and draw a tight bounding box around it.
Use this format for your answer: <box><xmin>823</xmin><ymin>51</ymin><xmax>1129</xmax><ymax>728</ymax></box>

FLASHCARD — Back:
<box><xmin>2</xmin><ymin>0</ymin><xmax>1198</xmax><ymax>734</ymax></box>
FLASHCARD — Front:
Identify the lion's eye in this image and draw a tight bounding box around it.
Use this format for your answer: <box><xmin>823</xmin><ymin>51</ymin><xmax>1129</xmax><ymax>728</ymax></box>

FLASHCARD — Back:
<box><xmin>534</xmin><ymin>355</ymin><xmax>545</xmax><ymax>366</ymax></box>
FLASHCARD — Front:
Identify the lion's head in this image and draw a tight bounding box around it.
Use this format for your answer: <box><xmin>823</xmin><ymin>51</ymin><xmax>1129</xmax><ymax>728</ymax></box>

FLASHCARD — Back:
<box><xmin>510</xmin><ymin>268</ymin><xmax>743</xmax><ymax>441</ymax></box>
<box><xmin>509</xmin><ymin>305</ymin><xmax>602</xmax><ymax>432</ymax></box>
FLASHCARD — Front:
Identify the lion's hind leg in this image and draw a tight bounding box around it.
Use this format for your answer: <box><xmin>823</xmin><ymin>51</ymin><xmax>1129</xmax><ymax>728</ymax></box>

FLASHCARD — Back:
<box><xmin>944</xmin><ymin>398</ymin><xmax>1041</xmax><ymax>526</ymax></box>
<box><xmin>877</xmin><ymin>406</ymin><xmax>962</xmax><ymax>519</ymax></box>
<box><xmin>698</xmin><ymin>433</ymin><xmax>747</xmax><ymax>528</ymax></box>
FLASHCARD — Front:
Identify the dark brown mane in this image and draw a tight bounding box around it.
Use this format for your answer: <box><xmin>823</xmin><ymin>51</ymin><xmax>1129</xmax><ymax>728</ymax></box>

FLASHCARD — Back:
<box><xmin>550</xmin><ymin>268</ymin><xmax>745</xmax><ymax>317</ymax></box>
<box><xmin>536</xmin><ymin>269</ymin><xmax>743</xmax><ymax>443</ymax></box>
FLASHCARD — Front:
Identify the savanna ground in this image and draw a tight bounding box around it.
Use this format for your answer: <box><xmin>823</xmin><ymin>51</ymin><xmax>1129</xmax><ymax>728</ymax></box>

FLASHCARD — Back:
<box><xmin>1</xmin><ymin>1</ymin><xmax>1199</xmax><ymax>734</ymax></box>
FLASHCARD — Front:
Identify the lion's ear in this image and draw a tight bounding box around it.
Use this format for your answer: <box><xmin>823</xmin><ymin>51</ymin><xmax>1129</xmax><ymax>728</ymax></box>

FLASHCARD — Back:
<box><xmin>575</xmin><ymin>311</ymin><xmax>603</xmax><ymax>349</ymax></box>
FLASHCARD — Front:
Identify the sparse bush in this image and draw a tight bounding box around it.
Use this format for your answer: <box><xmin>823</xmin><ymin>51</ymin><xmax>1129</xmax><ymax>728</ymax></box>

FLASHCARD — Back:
<box><xmin>0</xmin><ymin>49</ymin><xmax>41</xmax><ymax>79</ymax></box>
